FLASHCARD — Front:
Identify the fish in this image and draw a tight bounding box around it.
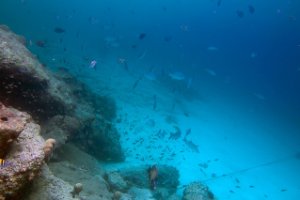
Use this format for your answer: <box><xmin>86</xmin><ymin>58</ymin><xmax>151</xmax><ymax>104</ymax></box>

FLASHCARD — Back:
<box><xmin>168</xmin><ymin>72</ymin><xmax>185</xmax><ymax>80</ymax></box>
<box><xmin>0</xmin><ymin>159</ymin><xmax>5</xmax><ymax>167</ymax></box>
<box><xmin>236</xmin><ymin>10</ymin><xmax>244</xmax><ymax>18</ymax></box>
<box><xmin>89</xmin><ymin>60</ymin><xmax>97</xmax><ymax>69</ymax></box>
<box><xmin>54</xmin><ymin>27</ymin><xmax>65</xmax><ymax>33</ymax></box>
<box><xmin>35</xmin><ymin>40</ymin><xmax>47</xmax><ymax>48</ymax></box>
<box><xmin>184</xmin><ymin>128</ymin><xmax>191</xmax><ymax>139</ymax></box>
<box><xmin>139</xmin><ymin>33</ymin><xmax>147</xmax><ymax>40</ymax></box>
<box><xmin>153</xmin><ymin>95</ymin><xmax>157</xmax><ymax>110</ymax></box>
<box><xmin>217</xmin><ymin>0</ymin><xmax>222</xmax><ymax>7</ymax></box>
<box><xmin>148</xmin><ymin>165</ymin><xmax>158</xmax><ymax>190</ymax></box>
<box><xmin>207</xmin><ymin>46</ymin><xmax>219</xmax><ymax>51</ymax></box>
<box><xmin>204</xmin><ymin>68</ymin><xmax>217</xmax><ymax>76</ymax></box>
<box><xmin>183</xmin><ymin>138</ymin><xmax>199</xmax><ymax>153</ymax></box>
<box><xmin>248</xmin><ymin>5</ymin><xmax>255</xmax><ymax>14</ymax></box>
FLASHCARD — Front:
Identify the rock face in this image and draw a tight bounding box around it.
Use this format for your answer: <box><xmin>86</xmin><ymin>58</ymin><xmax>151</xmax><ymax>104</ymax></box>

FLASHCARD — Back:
<box><xmin>0</xmin><ymin>25</ymin><xmax>124</xmax><ymax>162</ymax></box>
<box><xmin>182</xmin><ymin>182</ymin><xmax>215</xmax><ymax>200</ymax></box>
<box><xmin>0</xmin><ymin>103</ymin><xmax>45</xmax><ymax>200</ymax></box>
<box><xmin>0</xmin><ymin>25</ymin><xmax>73</xmax><ymax>122</ymax></box>
<box><xmin>25</xmin><ymin>165</ymin><xmax>76</xmax><ymax>200</ymax></box>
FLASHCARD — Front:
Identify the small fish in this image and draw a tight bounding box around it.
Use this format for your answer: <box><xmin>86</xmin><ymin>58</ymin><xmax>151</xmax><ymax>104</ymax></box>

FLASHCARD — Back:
<box><xmin>184</xmin><ymin>128</ymin><xmax>191</xmax><ymax>139</ymax></box>
<box><xmin>89</xmin><ymin>60</ymin><xmax>97</xmax><ymax>69</ymax></box>
<box><xmin>248</xmin><ymin>5</ymin><xmax>255</xmax><ymax>14</ymax></box>
<box><xmin>236</xmin><ymin>10</ymin><xmax>244</xmax><ymax>18</ymax></box>
<box><xmin>217</xmin><ymin>0</ymin><xmax>222</xmax><ymax>7</ymax></box>
<box><xmin>168</xmin><ymin>72</ymin><xmax>185</xmax><ymax>80</ymax></box>
<box><xmin>207</xmin><ymin>46</ymin><xmax>219</xmax><ymax>51</ymax></box>
<box><xmin>153</xmin><ymin>95</ymin><xmax>157</xmax><ymax>110</ymax></box>
<box><xmin>183</xmin><ymin>138</ymin><xmax>199</xmax><ymax>153</ymax></box>
<box><xmin>35</xmin><ymin>40</ymin><xmax>47</xmax><ymax>48</ymax></box>
<box><xmin>139</xmin><ymin>33</ymin><xmax>147</xmax><ymax>40</ymax></box>
<box><xmin>0</xmin><ymin>159</ymin><xmax>5</xmax><ymax>167</ymax></box>
<box><xmin>54</xmin><ymin>27</ymin><xmax>65</xmax><ymax>33</ymax></box>
<box><xmin>148</xmin><ymin>165</ymin><xmax>158</xmax><ymax>190</ymax></box>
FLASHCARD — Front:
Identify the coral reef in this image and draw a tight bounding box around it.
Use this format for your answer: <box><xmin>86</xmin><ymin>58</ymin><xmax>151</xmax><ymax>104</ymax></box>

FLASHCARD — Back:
<box><xmin>183</xmin><ymin>182</ymin><xmax>215</xmax><ymax>200</ymax></box>
<box><xmin>0</xmin><ymin>103</ymin><xmax>45</xmax><ymax>200</ymax></box>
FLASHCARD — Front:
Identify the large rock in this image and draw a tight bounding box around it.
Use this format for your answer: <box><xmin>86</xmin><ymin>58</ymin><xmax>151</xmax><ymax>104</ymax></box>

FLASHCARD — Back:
<box><xmin>182</xmin><ymin>182</ymin><xmax>215</xmax><ymax>200</ymax></box>
<box><xmin>0</xmin><ymin>25</ymin><xmax>74</xmax><ymax>121</ymax></box>
<box><xmin>0</xmin><ymin>103</ymin><xmax>30</xmax><ymax>158</ymax></box>
<box><xmin>0</xmin><ymin>103</ymin><xmax>45</xmax><ymax>200</ymax></box>
<box><xmin>25</xmin><ymin>165</ymin><xmax>76</xmax><ymax>200</ymax></box>
<box><xmin>0</xmin><ymin>25</ymin><xmax>124</xmax><ymax>162</ymax></box>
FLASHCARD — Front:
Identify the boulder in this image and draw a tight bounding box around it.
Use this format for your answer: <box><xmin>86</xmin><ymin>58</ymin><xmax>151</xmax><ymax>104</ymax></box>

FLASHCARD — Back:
<box><xmin>0</xmin><ymin>103</ymin><xmax>45</xmax><ymax>200</ymax></box>
<box><xmin>182</xmin><ymin>182</ymin><xmax>215</xmax><ymax>200</ymax></box>
<box><xmin>105</xmin><ymin>171</ymin><xmax>128</xmax><ymax>192</ymax></box>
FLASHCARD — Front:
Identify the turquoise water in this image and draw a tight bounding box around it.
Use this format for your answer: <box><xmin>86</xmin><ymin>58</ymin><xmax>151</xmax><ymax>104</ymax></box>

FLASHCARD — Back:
<box><xmin>1</xmin><ymin>0</ymin><xmax>300</xmax><ymax>199</ymax></box>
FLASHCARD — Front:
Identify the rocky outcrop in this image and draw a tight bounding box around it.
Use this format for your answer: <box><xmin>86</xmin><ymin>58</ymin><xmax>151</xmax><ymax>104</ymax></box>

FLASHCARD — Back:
<box><xmin>182</xmin><ymin>182</ymin><xmax>215</xmax><ymax>200</ymax></box>
<box><xmin>25</xmin><ymin>165</ymin><xmax>76</xmax><ymax>200</ymax></box>
<box><xmin>0</xmin><ymin>25</ymin><xmax>124</xmax><ymax>162</ymax></box>
<box><xmin>0</xmin><ymin>103</ymin><xmax>45</xmax><ymax>200</ymax></box>
<box><xmin>0</xmin><ymin>25</ymin><xmax>74</xmax><ymax>122</ymax></box>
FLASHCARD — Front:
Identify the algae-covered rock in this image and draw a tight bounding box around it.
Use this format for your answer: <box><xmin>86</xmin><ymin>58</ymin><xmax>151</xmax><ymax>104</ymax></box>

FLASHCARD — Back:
<box><xmin>0</xmin><ymin>25</ymin><xmax>124</xmax><ymax>162</ymax></box>
<box><xmin>183</xmin><ymin>182</ymin><xmax>215</xmax><ymax>200</ymax></box>
<box><xmin>25</xmin><ymin>165</ymin><xmax>76</xmax><ymax>200</ymax></box>
<box><xmin>0</xmin><ymin>25</ymin><xmax>74</xmax><ymax>121</ymax></box>
<box><xmin>0</xmin><ymin>103</ymin><xmax>45</xmax><ymax>200</ymax></box>
<box><xmin>0</xmin><ymin>102</ymin><xmax>30</xmax><ymax>158</ymax></box>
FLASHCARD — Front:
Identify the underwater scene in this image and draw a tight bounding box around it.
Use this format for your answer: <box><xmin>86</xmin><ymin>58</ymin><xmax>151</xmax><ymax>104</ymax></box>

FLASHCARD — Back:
<box><xmin>0</xmin><ymin>0</ymin><xmax>299</xmax><ymax>199</ymax></box>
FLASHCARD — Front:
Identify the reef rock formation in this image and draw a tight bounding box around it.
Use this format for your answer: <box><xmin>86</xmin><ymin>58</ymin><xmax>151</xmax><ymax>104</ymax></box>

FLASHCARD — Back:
<box><xmin>0</xmin><ymin>103</ymin><xmax>45</xmax><ymax>200</ymax></box>
<box><xmin>0</xmin><ymin>25</ymin><xmax>74</xmax><ymax>122</ymax></box>
<box><xmin>182</xmin><ymin>182</ymin><xmax>215</xmax><ymax>200</ymax></box>
<box><xmin>0</xmin><ymin>25</ymin><xmax>124</xmax><ymax>162</ymax></box>
<box><xmin>25</xmin><ymin>165</ymin><xmax>75</xmax><ymax>200</ymax></box>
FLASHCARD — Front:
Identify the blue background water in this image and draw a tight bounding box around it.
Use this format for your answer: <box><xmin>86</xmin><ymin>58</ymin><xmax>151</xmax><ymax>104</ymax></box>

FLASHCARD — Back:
<box><xmin>1</xmin><ymin>0</ymin><xmax>300</xmax><ymax>199</ymax></box>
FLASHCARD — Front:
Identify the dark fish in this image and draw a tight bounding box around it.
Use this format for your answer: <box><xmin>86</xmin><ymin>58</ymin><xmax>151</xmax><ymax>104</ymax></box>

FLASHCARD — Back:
<box><xmin>35</xmin><ymin>40</ymin><xmax>47</xmax><ymax>48</ymax></box>
<box><xmin>248</xmin><ymin>5</ymin><xmax>255</xmax><ymax>14</ymax></box>
<box><xmin>54</xmin><ymin>27</ymin><xmax>65</xmax><ymax>33</ymax></box>
<box><xmin>153</xmin><ymin>95</ymin><xmax>157</xmax><ymax>110</ymax></box>
<box><xmin>236</xmin><ymin>10</ymin><xmax>244</xmax><ymax>18</ymax></box>
<box><xmin>183</xmin><ymin>138</ymin><xmax>199</xmax><ymax>153</ymax></box>
<box><xmin>217</xmin><ymin>0</ymin><xmax>222</xmax><ymax>7</ymax></box>
<box><xmin>164</xmin><ymin>35</ymin><xmax>172</xmax><ymax>42</ymax></box>
<box><xmin>132</xmin><ymin>75</ymin><xmax>143</xmax><ymax>89</ymax></box>
<box><xmin>131</xmin><ymin>44</ymin><xmax>138</xmax><ymax>49</ymax></box>
<box><xmin>184</xmin><ymin>128</ymin><xmax>191</xmax><ymax>139</ymax></box>
<box><xmin>139</xmin><ymin>33</ymin><xmax>146</xmax><ymax>40</ymax></box>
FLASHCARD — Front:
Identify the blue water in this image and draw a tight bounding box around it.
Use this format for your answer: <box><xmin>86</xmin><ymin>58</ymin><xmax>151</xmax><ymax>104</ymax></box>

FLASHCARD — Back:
<box><xmin>1</xmin><ymin>0</ymin><xmax>300</xmax><ymax>199</ymax></box>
